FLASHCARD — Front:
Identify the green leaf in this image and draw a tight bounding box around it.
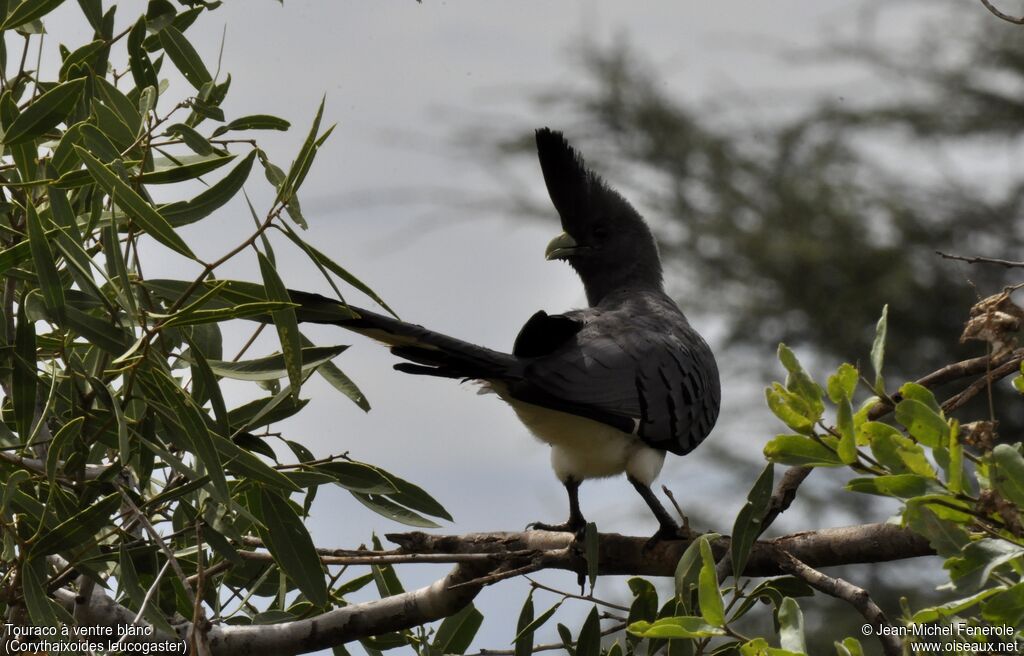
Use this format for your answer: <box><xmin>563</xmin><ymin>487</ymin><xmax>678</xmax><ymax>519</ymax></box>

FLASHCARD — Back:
<box><xmin>74</xmin><ymin>146</ymin><xmax>196</xmax><ymax>258</ymax></box>
<box><xmin>627</xmin><ymin>616</ymin><xmax>726</xmax><ymax>639</ymax></box>
<box><xmin>835</xmin><ymin>394</ymin><xmax>857</xmax><ymax>465</ymax></box>
<box><xmin>350</xmin><ymin>492</ymin><xmax>440</xmax><ymax>528</ymax></box>
<box><xmin>575</xmin><ymin>606</ymin><xmax>601</xmax><ymax>656</ymax></box>
<box><xmin>513</xmin><ymin>600</ymin><xmax>562</xmax><ymax>644</ymax></box>
<box><xmin>846</xmin><ymin>474</ymin><xmax>942</xmax><ymax>498</ymax></box>
<box><xmin>280</xmin><ymin>223</ymin><xmax>398</xmax><ymax>317</ymax></box>
<box><xmin>160</xmin><ymin>150</ymin><xmax>256</xmax><ymax>226</ymax></box>
<box><xmin>433</xmin><ymin>603</ymin><xmax>483</xmax><ymax>655</ymax></box>
<box><xmin>777</xmin><ymin>598</ymin><xmax>806</xmax><ymax>653</ymax></box>
<box><xmin>158</xmin><ymin>25</ymin><xmax>212</xmax><ymax>90</ymax></box>
<box><xmin>765</xmin><ymin>384</ymin><xmax>817</xmax><ymax>435</ymax></box>
<box><xmin>26</xmin><ymin>202</ymin><xmax>65</xmax><ymax>321</ymax></box>
<box><xmin>627</xmin><ymin>577</ymin><xmax>658</xmax><ymax>625</ymax></box>
<box><xmin>675</xmin><ymin>533</ymin><xmax>719</xmax><ymax>613</ymax></box>
<box><xmin>127</xmin><ymin>17</ymin><xmax>158</xmax><ymax>90</ymax></box>
<box><xmin>583</xmin><ymin>521</ymin><xmax>599</xmax><ymax>590</ymax></box>
<box><xmin>29</xmin><ymin>493</ymin><xmax>119</xmax><ymax>557</ymax></box>
<box><xmin>835</xmin><ymin>638</ymin><xmax>864</xmax><ymax>656</ymax></box>
<box><xmin>3</xmin><ymin>77</ymin><xmax>84</xmax><ymax>144</ymax></box>
<box><xmin>301</xmin><ymin>333</ymin><xmax>369</xmax><ymax>411</ymax></box>
<box><xmin>258</xmin><ymin>251</ymin><xmax>303</xmax><ymax>396</ymax></box>
<box><xmin>315</xmin><ymin>461</ymin><xmax>397</xmax><ymax>494</ymax></box>
<box><xmin>1</xmin><ymin>0</ymin><xmax>68</xmax><ymax>32</ymax></box>
<box><xmin>894</xmin><ymin>399</ymin><xmax>948</xmax><ymax>448</ymax></box>
<box><xmin>370</xmin><ymin>533</ymin><xmax>404</xmax><ymax>596</ymax></box>
<box><xmin>159</xmin><ymin>301</ymin><xmax>296</xmax><ymax>329</ymax></box>
<box><xmin>910</xmin><ymin>586</ymin><xmax>1006</xmax><ymax>623</ymax></box>
<box><xmin>777</xmin><ymin>344</ymin><xmax>824</xmax><ymax>417</ymax></box>
<box><xmin>255</xmin><ymin>489</ymin><xmax>328</xmax><ymax>607</ymax></box>
<box><xmin>866</xmin><ymin>422</ymin><xmax>935</xmax><ymax>477</ymax></box>
<box><xmin>946</xmin><ymin>538</ymin><xmax>1024</xmax><ymax>591</ymax></box>
<box><xmin>698</xmin><ymin>536</ymin><xmax>724</xmax><ymax>626</ymax></box>
<box><xmin>514</xmin><ymin>593</ymin><xmax>535</xmax><ymax>656</ymax></box>
<box><xmin>870</xmin><ymin>304</ymin><xmax>888</xmax><ymax>395</ymax></box>
<box><xmin>59</xmin><ymin>39</ymin><xmax>106</xmax><ymax>81</ymax></box>
<box><xmin>898</xmin><ymin>382</ymin><xmax>941</xmax><ymax>414</ymax></box>
<box><xmin>826</xmin><ymin>363</ymin><xmax>858</xmax><ymax>404</ymax></box>
<box><xmin>211</xmin><ymin>114</ymin><xmax>290</xmax><ymax>136</ymax></box>
<box><xmin>740</xmin><ymin>638</ymin><xmax>803</xmax><ymax>656</ymax></box>
<box><xmin>991</xmin><ymin>444</ymin><xmax>1024</xmax><ymax>507</ymax></box>
<box><xmin>982</xmin><ymin>581</ymin><xmax>1024</xmax><ymax>626</ymax></box>
<box><xmin>13</xmin><ymin>300</ymin><xmax>37</xmax><ymax>440</ymax></box>
<box><xmin>731</xmin><ymin>463</ymin><xmax>774</xmax><ymax>579</ymax></box>
<box><xmin>166</xmin><ymin>121</ymin><xmax>215</xmax><ymax>155</ymax></box>
<box><xmin>903</xmin><ymin>502</ymin><xmax>971</xmax><ymax>558</ymax></box>
<box><xmin>763</xmin><ymin>434</ymin><xmax>842</xmax><ymax>467</ymax></box>
<box><xmin>21</xmin><ymin>557</ymin><xmax>60</xmax><ymax>628</ymax></box>
<box><xmin>45</xmin><ymin>417</ymin><xmax>84</xmax><ymax>483</ymax></box>
<box><xmin>204</xmin><ymin>345</ymin><xmax>346</xmax><ymax>381</ymax></box>
<box><xmin>140</xmin><ymin>153</ymin><xmax>235</xmax><ymax>184</ymax></box>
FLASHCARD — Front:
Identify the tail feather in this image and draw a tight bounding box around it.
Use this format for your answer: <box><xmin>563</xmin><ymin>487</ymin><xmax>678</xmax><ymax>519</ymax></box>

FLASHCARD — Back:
<box><xmin>288</xmin><ymin>289</ymin><xmax>519</xmax><ymax>381</ymax></box>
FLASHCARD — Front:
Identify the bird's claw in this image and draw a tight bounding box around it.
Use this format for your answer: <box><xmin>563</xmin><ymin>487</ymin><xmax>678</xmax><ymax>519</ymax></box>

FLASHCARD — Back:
<box><xmin>642</xmin><ymin>522</ymin><xmax>690</xmax><ymax>551</ymax></box>
<box><xmin>527</xmin><ymin>520</ymin><xmax>586</xmax><ymax>540</ymax></box>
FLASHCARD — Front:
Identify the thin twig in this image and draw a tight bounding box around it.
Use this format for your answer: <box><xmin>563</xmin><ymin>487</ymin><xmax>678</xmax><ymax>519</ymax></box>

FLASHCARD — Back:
<box><xmin>772</xmin><ymin>548</ymin><xmax>901</xmax><ymax>656</ymax></box>
<box><xmin>978</xmin><ymin>0</ymin><xmax>1024</xmax><ymax>25</ymax></box>
<box><xmin>525</xmin><ymin>577</ymin><xmax>629</xmax><ymax>612</ymax></box>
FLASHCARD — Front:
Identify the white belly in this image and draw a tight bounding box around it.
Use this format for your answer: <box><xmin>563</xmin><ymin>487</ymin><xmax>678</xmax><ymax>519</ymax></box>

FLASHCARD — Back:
<box><xmin>493</xmin><ymin>388</ymin><xmax>666</xmax><ymax>485</ymax></box>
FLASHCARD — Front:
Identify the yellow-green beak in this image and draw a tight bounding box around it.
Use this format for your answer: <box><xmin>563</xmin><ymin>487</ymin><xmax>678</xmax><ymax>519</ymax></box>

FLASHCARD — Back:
<box><xmin>545</xmin><ymin>231</ymin><xmax>579</xmax><ymax>261</ymax></box>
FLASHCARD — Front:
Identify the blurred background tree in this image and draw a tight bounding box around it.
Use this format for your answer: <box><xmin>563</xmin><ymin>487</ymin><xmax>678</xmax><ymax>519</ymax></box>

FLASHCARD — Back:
<box><xmin>459</xmin><ymin>2</ymin><xmax>1024</xmax><ymax>650</ymax></box>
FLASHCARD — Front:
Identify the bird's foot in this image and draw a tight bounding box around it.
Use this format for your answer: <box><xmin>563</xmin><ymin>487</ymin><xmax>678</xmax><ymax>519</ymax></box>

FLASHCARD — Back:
<box><xmin>642</xmin><ymin>521</ymin><xmax>690</xmax><ymax>551</ymax></box>
<box><xmin>527</xmin><ymin>519</ymin><xmax>586</xmax><ymax>537</ymax></box>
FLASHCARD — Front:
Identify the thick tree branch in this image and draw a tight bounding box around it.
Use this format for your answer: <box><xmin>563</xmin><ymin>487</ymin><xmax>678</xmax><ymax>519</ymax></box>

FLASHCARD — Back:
<box><xmin>773</xmin><ymin>548</ymin><xmax>901</xmax><ymax>656</ymax></box>
<box><xmin>387</xmin><ymin>522</ymin><xmax>934</xmax><ymax>579</ymax></box>
<box><xmin>57</xmin><ymin>561</ymin><xmax>492</xmax><ymax>656</ymax></box>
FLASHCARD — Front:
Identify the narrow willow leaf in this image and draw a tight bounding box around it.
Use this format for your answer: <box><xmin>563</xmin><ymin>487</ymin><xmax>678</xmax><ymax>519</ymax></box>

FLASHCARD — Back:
<box><xmin>95</xmin><ymin>77</ymin><xmax>142</xmax><ymax>135</ymax></box>
<box><xmin>1</xmin><ymin>0</ymin><xmax>69</xmax><ymax>33</ymax></box>
<box><xmin>255</xmin><ymin>489</ymin><xmax>328</xmax><ymax>607</ymax></box>
<box><xmin>158</xmin><ymin>24</ymin><xmax>212</xmax><ymax>90</ymax></box>
<box><xmin>166</xmin><ymin>121</ymin><xmax>215</xmax><ymax>155</ymax></box>
<box><xmin>13</xmin><ymin>300</ymin><xmax>37</xmax><ymax>440</ymax></box>
<box><xmin>45</xmin><ymin>417</ymin><xmax>84</xmax><ymax>483</ymax></box>
<box><xmin>583</xmin><ymin>521</ymin><xmax>599</xmax><ymax>590</ymax></box>
<box><xmin>140</xmin><ymin>153</ymin><xmax>235</xmax><ymax>184</ymax></box>
<box><xmin>161</xmin><ymin>150</ymin><xmax>255</xmax><ymax>226</ymax></box>
<box><xmin>3</xmin><ymin>77</ymin><xmax>85</xmax><ymax>144</ymax></box>
<box><xmin>575</xmin><ymin>606</ymin><xmax>601</xmax><ymax>656</ymax></box>
<box><xmin>299</xmin><ymin>332</ymin><xmax>369</xmax><ymax>410</ymax></box>
<box><xmin>280</xmin><ymin>223</ymin><xmax>398</xmax><ymax>317</ymax></box>
<box><xmin>159</xmin><ymin>300</ymin><xmax>295</xmax><ymax>328</ymax></box>
<box><xmin>74</xmin><ymin>146</ymin><xmax>196</xmax><ymax>258</ymax></box>
<box><xmin>21</xmin><ymin>557</ymin><xmax>59</xmax><ymax>628</ymax></box>
<box><xmin>211</xmin><ymin>114</ymin><xmax>290</xmax><ymax>136</ymax></box>
<box><xmin>258</xmin><ymin>251</ymin><xmax>303</xmax><ymax>396</ymax></box>
<box><xmin>128</xmin><ymin>16</ymin><xmax>159</xmax><ymax>90</ymax></box>
<box><xmin>514</xmin><ymin>593</ymin><xmax>535</xmax><ymax>656</ymax></box>
<box><xmin>58</xmin><ymin>39</ymin><xmax>106</xmax><ymax>81</ymax></box>
<box><xmin>26</xmin><ymin>202</ymin><xmax>65</xmax><ymax>321</ymax></box>
<box><xmin>846</xmin><ymin>474</ymin><xmax>943</xmax><ymax>498</ymax></box>
<box><xmin>350</xmin><ymin>492</ymin><xmax>440</xmax><ymax>528</ymax></box>
<box><xmin>513</xmin><ymin>600</ymin><xmax>562</xmax><ymax>643</ymax></box>
<box><xmin>626</xmin><ymin>616</ymin><xmax>726</xmax><ymax>639</ymax></box>
<box><xmin>64</xmin><ymin>305</ymin><xmax>130</xmax><ymax>354</ymax></box>
<box><xmin>29</xmin><ymin>493</ymin><xmax>119</xmax><ymax>557</ymax></box>
<box><xmin>204</xmin><ymin>345</ymin><xmax>346</xmax><ymax>381</ymax></box>
<box><xmin>314</xmin><ymin>461</ymin><xmax>397</xmax><ymax>494</ymax></box>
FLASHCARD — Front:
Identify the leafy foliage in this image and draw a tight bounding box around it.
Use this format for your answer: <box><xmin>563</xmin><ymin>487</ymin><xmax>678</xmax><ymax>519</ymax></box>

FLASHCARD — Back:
<box><xmin>0</xmin><ymin>0</ymin><xmax>456</xmax><ymax>644</ymax></box>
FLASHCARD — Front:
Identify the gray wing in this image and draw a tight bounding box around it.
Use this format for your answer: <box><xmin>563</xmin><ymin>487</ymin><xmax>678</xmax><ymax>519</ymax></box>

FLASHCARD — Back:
<box><xmin>510</xmin><ymin>312</ymin><xmax>720</xmax><ymax>456</ymax></box>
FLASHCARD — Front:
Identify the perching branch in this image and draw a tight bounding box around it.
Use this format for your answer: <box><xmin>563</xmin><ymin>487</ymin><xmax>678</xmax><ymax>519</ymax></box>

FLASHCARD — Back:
<box><xmin>936</xmin><ymin>250</ymin><xmax>1024</xmax><ymax>267</ymax></box>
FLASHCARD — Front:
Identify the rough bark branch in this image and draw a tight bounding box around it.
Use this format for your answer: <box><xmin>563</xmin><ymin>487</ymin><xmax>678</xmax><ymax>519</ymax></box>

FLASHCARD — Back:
<box><xmin>773</xmin><ymin>548</ymin><xmax>902</xmax><ymax>656</ymax></box>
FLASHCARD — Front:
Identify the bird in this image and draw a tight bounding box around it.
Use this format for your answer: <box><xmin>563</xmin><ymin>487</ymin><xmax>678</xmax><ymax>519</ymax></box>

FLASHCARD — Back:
<box><xmin>288</xmin><ymin>128</ymin><xmax>721</xmax><ymax>539</ymax></box>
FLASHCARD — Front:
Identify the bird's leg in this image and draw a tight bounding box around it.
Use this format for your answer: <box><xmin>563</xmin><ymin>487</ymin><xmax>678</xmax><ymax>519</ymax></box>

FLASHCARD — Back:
<box><xmin>528</xmin><ymin>478</ymin><xmax>585</xmax><ymax>534</ymax></box>
<box><xmin>628</xmin><ymin>475</ymin><xmax>687</xmax><ymax>542</ymax></box>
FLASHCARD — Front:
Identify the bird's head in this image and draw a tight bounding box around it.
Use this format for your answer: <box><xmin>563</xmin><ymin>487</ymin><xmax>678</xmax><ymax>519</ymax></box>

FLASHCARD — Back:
<box><xmin>535</xmin><ymin>128</ymin><xmax>663</xmax><ymax>305</ymax></box>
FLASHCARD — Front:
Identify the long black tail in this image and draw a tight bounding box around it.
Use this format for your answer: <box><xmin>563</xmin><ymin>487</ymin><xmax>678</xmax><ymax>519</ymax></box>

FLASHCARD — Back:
<box><xmin>288</xmin><ymin>289</ymin><xmax>519</xmax><ymax>381</ymax></box>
